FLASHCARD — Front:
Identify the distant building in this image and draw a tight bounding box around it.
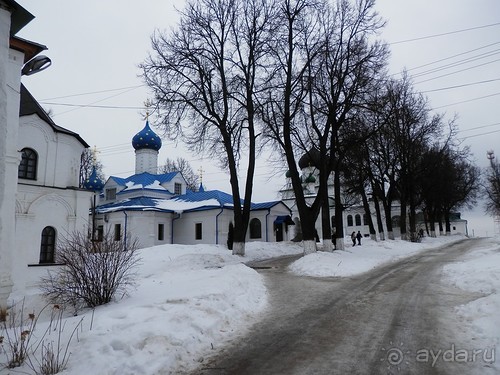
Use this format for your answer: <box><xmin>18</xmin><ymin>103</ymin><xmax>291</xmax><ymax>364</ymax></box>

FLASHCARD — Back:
<box><xmin>89</xmin><ymin>120</ymin><xmax>294</xmax><ymax>248</ymax></box>
<box><xmin>280</xmin><ymin>149</ymin><xmax>468</xmax><ymax>242</ymax></box>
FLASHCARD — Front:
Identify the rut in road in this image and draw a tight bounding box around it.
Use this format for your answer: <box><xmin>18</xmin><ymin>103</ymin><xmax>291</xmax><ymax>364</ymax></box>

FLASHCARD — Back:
<box><xmin>194</xmin><ymin>238</ymin><xmax>490</xmax><ymax>375</ymax></box>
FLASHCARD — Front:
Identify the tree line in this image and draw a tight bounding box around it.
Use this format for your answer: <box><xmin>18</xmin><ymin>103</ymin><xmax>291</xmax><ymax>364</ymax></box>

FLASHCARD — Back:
<box><xmin>140</xmin><ymin>0</ymin><xmax>484</xmax><ymax>255</ymax></box>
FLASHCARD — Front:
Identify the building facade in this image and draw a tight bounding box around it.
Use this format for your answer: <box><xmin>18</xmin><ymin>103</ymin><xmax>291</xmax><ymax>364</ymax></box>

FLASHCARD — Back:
<box><xmin>90</xmin><ymin>120</ymin><xmax>294</xmax><ymax>249</ymax></box>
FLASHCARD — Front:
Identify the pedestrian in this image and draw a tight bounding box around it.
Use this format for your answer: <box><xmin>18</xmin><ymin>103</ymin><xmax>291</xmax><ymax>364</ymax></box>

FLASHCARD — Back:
<box><xmin>351</xmin><ymin>231</ymin><xmax>356</xmax><ymax>246</ymax></box>
<box><xmin>356</xmin><ymin>231</ymin><xmax>362</xmax><ymax>245</ymax></box>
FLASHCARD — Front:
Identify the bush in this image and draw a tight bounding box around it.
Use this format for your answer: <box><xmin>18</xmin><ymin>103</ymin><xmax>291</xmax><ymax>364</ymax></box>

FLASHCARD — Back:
<box><xmin>40</xmin><ymin>229</ymin><xmax>140</xmax><ymax>313</ymax></box>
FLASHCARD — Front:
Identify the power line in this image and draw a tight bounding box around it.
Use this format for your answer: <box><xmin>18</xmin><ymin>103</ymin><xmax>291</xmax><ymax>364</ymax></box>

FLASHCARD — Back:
<box><xmin>389</xmin><ymin>22</ymin><xmax>500</xmax><ymax>45</ymax></box>
<box><xmin>421</xmin><ymin>78</ymin><xmax>500</xmax><ymax>93</ymax></box>
<box><xmin>415</xmin><ymin>57</ymin><xmax>500</xmax><ymax>85</ymax></box>
<box><xmin>458</xmin><ymin>122</ymin><xmax>500</xmax><ymax>133</ymax></box>
<box><xmin>41</xmin><ymin>85</ymin><xmax>144</xmax><ymax>101</ymax></box>
<box><xmin>460</xmin><ymin>128</ymin><xmax>500</xmax><ymax>140</ymax></box>
<box><xmin>404</xmin><ymin>41</ymin><xmax>500</xmax><ymax>73</ymax></box>
<box><xmin>432</xmin><ymin>91</ymin><xmax>500</xmax><ymax>110</ymax></box>
<box><xmin>40</xmin><ymin>102</ymin><xmax>145</xmax><ymax>110</ymax></box>
<box><xmin>411</xmin><ymin>49</ymin><xmax>500</xmax><ymax>79</ymax></box>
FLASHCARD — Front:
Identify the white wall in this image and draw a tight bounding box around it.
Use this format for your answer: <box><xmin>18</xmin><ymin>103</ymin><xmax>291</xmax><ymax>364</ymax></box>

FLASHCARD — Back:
<box><xmin>18</xmin><ymin>114</ymin><xmax>83</xmax><ymax>188</ymax></box>
<box><xmin>13</xmin><ymin>105</ymin><xmax>91</xmax><ymax>291</ymax></box>
<box><xmin>174</xmin><ymin>209</ymin><xmax>228</xmax><ymax>245</ymax></box>
<box><xmin>0</xmin><ymin>6</ymin><xmax>18</xmax><ymax>305</ymax></box>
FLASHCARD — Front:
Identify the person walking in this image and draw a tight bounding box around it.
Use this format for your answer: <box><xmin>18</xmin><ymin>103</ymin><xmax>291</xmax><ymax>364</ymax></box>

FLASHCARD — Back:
<box><xmin>351</xmin><ymin>231</ymin><xmax>356</xmax><ymax>246</ymax></box>
<box><xmin>356</xmin><ymin>231</ymin><xmax>362</xmax><ymax>245</ymax></box>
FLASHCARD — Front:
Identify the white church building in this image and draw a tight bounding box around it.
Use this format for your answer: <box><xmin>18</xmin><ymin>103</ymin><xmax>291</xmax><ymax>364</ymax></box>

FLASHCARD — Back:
<box><xmin>89</xmin><ymin>120</ymin><xmax>295</xmax><ymax>249</ymax></box>
<box><xmin>0</xmin><ymin>0</ymin><xmax>92</xmax><ymax>305</ymax></box>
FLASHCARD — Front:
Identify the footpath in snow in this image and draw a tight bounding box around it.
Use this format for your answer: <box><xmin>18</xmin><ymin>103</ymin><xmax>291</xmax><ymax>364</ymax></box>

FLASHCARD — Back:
<box><xmin>2</xmin><ymin>235</ymin><xmax>498</xmax><ymax>374</ymax></box>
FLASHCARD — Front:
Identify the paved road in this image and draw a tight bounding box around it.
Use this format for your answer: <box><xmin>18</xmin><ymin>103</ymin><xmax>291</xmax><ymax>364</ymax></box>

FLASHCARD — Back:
<box><xmin>195</xmin><ymin>238</ymin><xmax>490</xmax><ymax>375</ymax></box>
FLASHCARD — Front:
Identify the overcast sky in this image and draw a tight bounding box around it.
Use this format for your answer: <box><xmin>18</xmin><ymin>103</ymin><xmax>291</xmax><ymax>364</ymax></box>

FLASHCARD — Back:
<box><xmin>16</xmin><ymin>0</ymin><xmax>500</xmax><ymax>236</ymax></box>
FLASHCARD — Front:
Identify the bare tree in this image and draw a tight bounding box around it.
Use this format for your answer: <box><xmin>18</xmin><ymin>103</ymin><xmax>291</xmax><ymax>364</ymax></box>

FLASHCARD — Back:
<box><xmin>260</xmin><ymin>0</ymin><xmax>388</xmax><ymax>252</ymax></box>
<box><xmin>141</xmin><ymin>0</ymin><xmax>272</xmax><ymax>255</ymax></box>
<box><xmin>485</xmin><ymin>150</ymin><xmax>500</xmax><ymax>217</ymax></box>
<box><xmin>79</xmin><ymin>148</ymin><xmax>105</xmax><ymax>189</ymax></box>
<box><xmin>40</xmin><ymin>230</ymin><xmax>140</xmax><ymax>313</ymax></box>
<box><xmin>160</xmin><ymin>157</ymin><xmax>199</xmax><ymax>191</ymax></box>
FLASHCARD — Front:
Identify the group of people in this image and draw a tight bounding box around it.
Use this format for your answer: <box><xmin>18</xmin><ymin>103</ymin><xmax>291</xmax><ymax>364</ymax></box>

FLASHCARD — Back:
<box><xmin>351</xmin><ymin>231</ymin><xmax>363</xmax><ymax>246</ymax></box>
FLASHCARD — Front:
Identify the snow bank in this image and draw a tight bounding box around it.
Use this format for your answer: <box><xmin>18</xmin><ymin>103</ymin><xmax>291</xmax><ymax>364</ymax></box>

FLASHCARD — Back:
<box><xmin>441</xmin><ymin>237</ymin><xmax>500</xmax><ymax>373</ymax></box>
<box><xmin>289</xmin><ymin>235</ymin><xmax>463</xmax><ymax>277</ymax></box>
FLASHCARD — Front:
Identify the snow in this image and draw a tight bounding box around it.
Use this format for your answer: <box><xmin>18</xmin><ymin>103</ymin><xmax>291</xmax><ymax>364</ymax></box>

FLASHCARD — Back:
<box><xmin>289</xmin><ymin>235</ymin><xmax>457</xmax><ymax>277</ymax></box>
<box><xmin>155</xmin><ymin>198</ymin><xmax>221</xmax><ymax>212</ymax></box>
<box><xmin>441</xmin><ymin>237</ymin><xmax>500</xmax><ymax>373</ymax></box>
<box><xmin>2</xmin><ymin>236</ymin><xmax>499</xmax><ymax>374</ymax></box>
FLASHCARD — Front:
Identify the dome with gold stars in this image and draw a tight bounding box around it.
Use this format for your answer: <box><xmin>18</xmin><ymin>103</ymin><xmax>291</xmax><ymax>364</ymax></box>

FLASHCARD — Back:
<box><xmin>132</xmin><ymin>120</ymin><xmax>162</xmax><ymax>151</ymax></box>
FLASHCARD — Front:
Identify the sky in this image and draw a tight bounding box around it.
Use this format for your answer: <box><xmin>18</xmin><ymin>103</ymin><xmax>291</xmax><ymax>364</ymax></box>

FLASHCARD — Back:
<box><xmin>15</xmin><ymin>0</ymin><xmax>500</xmax><ymax>236</ymax></box>
<box><xmin>4</xmin><ymin>236</ymin><xmax>498</xmax><ymax>374</ymax></box>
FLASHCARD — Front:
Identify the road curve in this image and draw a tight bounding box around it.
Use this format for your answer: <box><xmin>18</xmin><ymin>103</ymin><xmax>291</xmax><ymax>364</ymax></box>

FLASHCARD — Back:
<box><xmin>194</xmin><ymin>238</ymin><xmax>491</xmax><ymax>375</ymax></box>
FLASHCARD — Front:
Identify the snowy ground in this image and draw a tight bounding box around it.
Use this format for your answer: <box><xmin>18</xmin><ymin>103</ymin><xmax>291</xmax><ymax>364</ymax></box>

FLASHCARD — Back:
<box><xmin>1</xmin><ymin>235</ymin><xmax>498</xmax><ymax>374</ymax></box>
<box><xmin>441</xmin><ymin>237</ymin><xmax>500</xmax><ymax>373</ymax></box>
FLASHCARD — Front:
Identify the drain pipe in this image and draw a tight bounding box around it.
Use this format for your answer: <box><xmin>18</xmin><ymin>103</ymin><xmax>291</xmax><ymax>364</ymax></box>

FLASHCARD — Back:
<box><xmin>215</xmin><ymin>207</ymin><xmax>224</xmax><ymax>244</ymax></box>
<box><xmin>123</xmin><ymin>211</ymin><xmax>128</xmax><ymax>250</ymax></box>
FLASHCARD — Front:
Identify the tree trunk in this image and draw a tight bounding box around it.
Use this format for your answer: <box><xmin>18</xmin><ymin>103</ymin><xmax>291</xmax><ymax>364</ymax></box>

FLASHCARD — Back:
<box><xmin>382</xmin><ymin>197</ymin><xmax>395</xmax><ymax>240</ymax></box>
<box><xmin>373</xmin><ymin>195</ymin><xmax>385</xmax><ymax>240</ymax></box>
<box><xmin>320</xmin><ymin>169</ymin><xmax>333</xmax><ymax>252</ymax></box>
<box><xmin>334</xmin><ymin>169</ymin><xmax>345</xmax><ymax>250</ymax></box>
<box><xmin>361</xmin><ymin>189</ymin><xmax>376</xmax><ymax>241</ymax></box>
<box><xmin>444</xmin><ymin>211</ymin><xmax>451</xmax><ymax>235</ymax></box>
<box><xmin>400</xmin><ymin>199</ymin><xmax>408</xmax><ymax>241</ymax></box>
<box><xmin>232</xmin><ymin>241</ymin><xmax>245</xmax><ymax>256</ymax></box>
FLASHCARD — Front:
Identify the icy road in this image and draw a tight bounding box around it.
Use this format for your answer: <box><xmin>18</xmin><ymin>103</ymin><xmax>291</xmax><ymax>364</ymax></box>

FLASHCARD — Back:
<box><xmin>196</xmin><ymin>238</ymin><xmax>494</xmax><ymax>375</ymax></box>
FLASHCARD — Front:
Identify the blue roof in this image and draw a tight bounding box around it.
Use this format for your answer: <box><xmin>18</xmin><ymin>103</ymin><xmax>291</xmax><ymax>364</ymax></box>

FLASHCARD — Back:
<box><xmin>132</xmin><ymin>120</ymin><xmax>162</xmax><ymax>151</ymax></box>
<box><xmin>110</xmin><ymin>172</ymin><xmax>178</xmax><ymax>189</ymax></box>
<box><xmin>175</xmin><ymin>189</ymin><xmax>235</xmax><ymax>206</ymax></box>
<box><xmin>251</xmin><ymin>201</ymin><xmax>283</xmax><ymax>210</ymax></box>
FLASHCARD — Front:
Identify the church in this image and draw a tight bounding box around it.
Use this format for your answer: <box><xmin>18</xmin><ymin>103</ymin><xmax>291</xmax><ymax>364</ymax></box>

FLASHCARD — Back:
<box><xmin>87</xmin><ymin>120</ymin><xmax>294</xmax><ymax>249</ymax></box>
<box><xmin>0</xmin><ymin>0</ymin><xmax>92</xmax><ymax>302</ymax></box>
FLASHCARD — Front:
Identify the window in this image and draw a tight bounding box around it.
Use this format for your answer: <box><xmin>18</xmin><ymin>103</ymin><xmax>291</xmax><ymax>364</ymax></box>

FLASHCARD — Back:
<box><xmin>355</xmin><ymin>214</ymin><xmax>361</xmax><ymax>226</ymax></box>
<box><xmin>114</xmin><ymin>224</ymin><xmax>121</xmax><ymax>241</ymax></box>
<box><xmin>347</xmin><ymin>215</ymin><xmax>353</xmax><ymax>227</ymax></box>
<box><xmin>195</xmin><ymin>223</ymin><xmax>202</xmax><ymax>240</ymax></box>
<box><xmin>105</xmin><ymin>188</ymin><xmax>116</xmax><ymax>200</ymax></box>
<box><xmin>363</xmin><ymin>214</ymin><xmax>369</xmax><ymax>225</ymax></box>
<box><xmin>40</xmin><ymin>226</ymin><xmax>56</xmax><ymax>264</ymax></box>
<box><xmin>249</xmin><ymin>218</ymin><xmax>262</xmax><ymax>239</ymax></box>
<box><xmin>18</xmin><ymin>148</ymin><xmax>37</xmax><ymax>180</ymax></box>
<box><xmin>174</xmin><ymin>183</ymin><xmax>182</xmax><ymax>195</ymax></box>
<box><xmin>158</xmin><ymin>223</ymin><xmax>164</xmax><ymax>241</ymax></box>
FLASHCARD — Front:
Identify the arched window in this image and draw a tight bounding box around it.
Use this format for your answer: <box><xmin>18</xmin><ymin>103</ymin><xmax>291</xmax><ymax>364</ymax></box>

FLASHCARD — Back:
<box><xmin>249</xmin><ymin>218</ymin><xmax>262</xmax><ymax>239</ymax></box>
<box><xmin>355</xmin><ymin>214</ymin><xmax>362</xmax><ymax>226</ymax></box>
<box><xmin>363</xmin><ymin>214</ymin><xmax>369</xmax><ymax>225</ymax></box>
<box><xmin>40</xmin><ymin>226</ymin><xmax>56</xmax><ymax>264</ymax></box>
<box><xmin>347</xmin><ymin>215</ymin><xmax>353</xmax><ymax>227</ymax></box>
<box><xmin>18</xmin><ymin>148</ymin><xmax>37</xmax><ymax>180</ymax></box>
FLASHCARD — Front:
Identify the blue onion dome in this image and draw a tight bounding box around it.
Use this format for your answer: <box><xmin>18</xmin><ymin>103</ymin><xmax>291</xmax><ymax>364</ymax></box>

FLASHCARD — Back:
<box><xmin>305</xmin><ymin>172</ymin><xmax>316</xmax><ymax>183</ymax></box>
<box><xmin>84</xmin><ymin>166</ymin><xmax>104</xmax><ymax>191</ymax></box>
<box><xmin>285</xmin><ymin>170</ymin><xmax>292</xmax><ymax>178</ymax></box>
<box><xmin>132</xmin><ymin>120</ymin><xmax>162</xmax><ymax>151</ymax></box>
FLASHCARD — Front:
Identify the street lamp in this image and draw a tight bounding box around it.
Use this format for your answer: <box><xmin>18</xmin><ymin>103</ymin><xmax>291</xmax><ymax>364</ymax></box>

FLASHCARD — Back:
<box><xmin>21</xmin><ymin>55</ymin><xmax>51</xmax><ymax>76</ymax></box>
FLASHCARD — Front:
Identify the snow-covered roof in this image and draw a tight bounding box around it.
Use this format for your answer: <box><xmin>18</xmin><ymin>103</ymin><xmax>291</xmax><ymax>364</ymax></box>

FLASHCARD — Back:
<box><xmin>96</xmin><ymin>187</ymin><xmax>287</xmax><ymax>214</ymax></box>
<box><xmin>109</xmin><ymin>172</ymin><xmax>179</xmax><ymax>194</ymax></box>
